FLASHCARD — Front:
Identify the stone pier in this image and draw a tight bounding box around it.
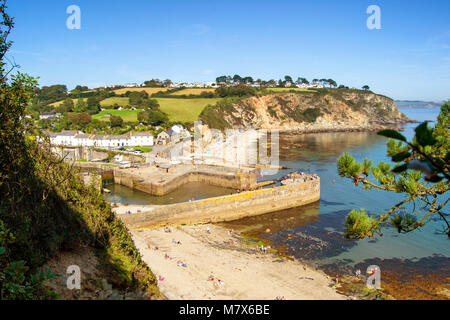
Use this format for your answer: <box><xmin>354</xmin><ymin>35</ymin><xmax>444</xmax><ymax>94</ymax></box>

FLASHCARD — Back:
<box><xmin>118</xmin><ymin>178</ymin><xmax>320</xmax><ymax>228</ymax></box>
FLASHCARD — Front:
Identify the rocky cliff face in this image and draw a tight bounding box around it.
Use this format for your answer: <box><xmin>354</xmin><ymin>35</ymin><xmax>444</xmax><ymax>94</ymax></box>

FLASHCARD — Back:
<box><xmin>200</xmin><ymin>90</ymin><xmax>410</xmax><ymax>132</ymax></box>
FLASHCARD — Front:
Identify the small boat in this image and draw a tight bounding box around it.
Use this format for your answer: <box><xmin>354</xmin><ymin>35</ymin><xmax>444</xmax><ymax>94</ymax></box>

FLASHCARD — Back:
<box><xmin>103</xmin><ymin>188</ymin><xmax>111</xmax><ymax>194</ymax></box>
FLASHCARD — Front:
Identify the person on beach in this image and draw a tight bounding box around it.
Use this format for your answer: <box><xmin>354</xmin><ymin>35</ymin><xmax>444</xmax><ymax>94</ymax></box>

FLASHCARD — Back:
<box><xmin>206</xmin><ymin>226</ymin><xmax>210</xmax><ymax>234</ymax></box>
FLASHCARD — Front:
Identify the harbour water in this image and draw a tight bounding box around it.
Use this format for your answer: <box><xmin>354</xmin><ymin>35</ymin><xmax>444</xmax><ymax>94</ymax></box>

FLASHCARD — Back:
<box><xmin>107</xmin><ymin>107</ymin><xmax>449</xmax><ymax>298</ymax></box>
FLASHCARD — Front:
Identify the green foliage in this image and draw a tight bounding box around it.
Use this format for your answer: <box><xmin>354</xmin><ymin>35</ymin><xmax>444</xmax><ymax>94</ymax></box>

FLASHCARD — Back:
<box><xmin>0</xmin><ymin>2</ymin><xmax>160</xmax><ymax>299</ymax></box>
<box><xmin>337</xmin><ymin>101</ymin><xmax>450</xmax><ymax>238</ymax></box>
<box><xmin>215</xmin><ymin>84</ymin><xmax>258</xmax><ymax>98</ymax></box>
<box><xmin>110</xmin><ymin>115</ymin><xmax>123</xmax><ymax>127</ymax></box>
<box><xmin>345</xmin><ymin>209</ymin><xmax>378</xmax><ymax>239</ymax></box>
<box><xmin>137</xmin><ymin>109</ymin><xmax>169</xmax><ymax>126</ymax></box>
<box><xmin>67</xmin><ymin>112</ymin><xmax>92</xmax><ymax>129</ymax></box>
<box><xmin>337</xmin><ymin>153</ymin><xmax>361</xmax><ymax>179</ymax></box>
<box><xmin>378</xmin><ymin>129</ymin><xmax>407</xmax><ymax>142</ymax></box>
<box><xmin>199</xmin><ymin>98</ymin><xmax>236</xmax><ymax>131</ymax></box>
<box><xmin>55</xmin><ymin>98</ymin><xmax>74</xmax><ymax>113</ymax></box>
<box><xmin>295</xmin><ymin>107</ymin><xmax>322</xmax><ymax>123</ymax></box>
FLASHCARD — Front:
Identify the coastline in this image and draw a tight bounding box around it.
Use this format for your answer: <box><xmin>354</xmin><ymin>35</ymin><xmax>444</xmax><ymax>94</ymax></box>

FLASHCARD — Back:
<box><xmin>275</xmin><ymin>121</ymin><xmax>417</xmax><ymax>135</ymax></box>
<box><xmin>130</xmin><ymin>223</ymin><xmax>346</xmax><ymax>300</ymax></box>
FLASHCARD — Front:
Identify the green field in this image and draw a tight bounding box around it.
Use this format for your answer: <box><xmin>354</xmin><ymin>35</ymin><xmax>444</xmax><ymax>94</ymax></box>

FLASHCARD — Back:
<box><xmin>125</xmin><ymin>146</ymin><xmax>152</xmax><ymax>153</ymax></box>
<box><xmin>99</xmin><ymin>97</ymin><xmax>130</xmax><ymax>107</ymax></box>
<box><xmin>169</xmin><ymin>88</ymin><xmax>216</xmax><ymax>96</ymax></box>
<box><xmin>50</xmin><ymin>98</ymin><xmax>84</xmax><ymax>107</ymax></box>
<box><xmin>113</xmin><ymin>87</ymin><xmax>170</xmax><ymax>95</ymax></box>
<box><xmin>51</xmin><ymin>96</ymin><xmax>220</xmax><ymax>123</ymax></box>
<box><xmin>156</xmin><ymin>98</ymin><xmax>220</xmax><ymax>122</ymax></box>
<box><xmin>92</xmin><ymin>109</ymin><xmax>142</xmax><ymax>122</ymax></box>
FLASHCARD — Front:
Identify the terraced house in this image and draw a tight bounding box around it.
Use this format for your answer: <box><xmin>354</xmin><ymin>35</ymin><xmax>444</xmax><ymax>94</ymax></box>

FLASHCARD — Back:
<box><xmin>43</xmin><ymin>130</ymin><xmax>154</xmax><ymax>148</ymax></box>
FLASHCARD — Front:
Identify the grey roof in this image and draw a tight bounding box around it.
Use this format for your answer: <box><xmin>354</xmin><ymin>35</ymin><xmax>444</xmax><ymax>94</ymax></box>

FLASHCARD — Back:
<box><xmin>165</xmin><ymin>128</ymin><xmax>176</xmax><ymax>136</ymax></box>
<box><xmin>76</xmin><ymin>134</ymin><xmax>91</xmax><ymax>139</ymax></box>
<box><xmin>92</xmin><ymin>135</ymin><xmax>107</xmax><ymax>140</ymax></box>
<box><xmin>133</xmin><ymin>132</ymin><xmax>152</xmax><ymax>136</ymax></box>
<box><xmin>40</xmin><ymin>112</ymin><xmax>55</xmax><ymax>116</ymax></box>
<box><xmin>109</xmin><ymin>135</ymin><xmax>130</xmax><ymax>140</ymax></box>
<box><xmin>58</xmin><ymin>130</ymin><xmax>78</xmax><ymax>136</ymax></box>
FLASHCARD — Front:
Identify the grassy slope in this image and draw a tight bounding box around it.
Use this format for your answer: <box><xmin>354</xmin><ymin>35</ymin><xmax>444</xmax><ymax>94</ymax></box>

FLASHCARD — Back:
<box><xmin>1</xmin><ymin>136</ymin><xmax>161</xmax><ymax>299</ymax></box>
<box><xmin>168</xmin><ymin>88</ymin><xmax>216</xmax><ymax>96</ymax></box>
<box><xmin>100</xmin><ymin>97</ymin><xmax>129</xmax><ymax>107</ymax></box>
<box><xmin>156</xmin><ymin>98</ymin><xmax>220</xmax><ymax>122</ymax></box>
<box><xmin>98</xmin><ymin>97</ymin><xmax>220</xmax><ymax>122</ymax></box>
<box><xmin>93</xmin><ymin>109</ymin><xmax>143</xmax><ymax>122</ymax></box>
<box><xmin>50</xmin><ymin>98</ymin><xmax>83</xmax><ymax>107</ymax></box>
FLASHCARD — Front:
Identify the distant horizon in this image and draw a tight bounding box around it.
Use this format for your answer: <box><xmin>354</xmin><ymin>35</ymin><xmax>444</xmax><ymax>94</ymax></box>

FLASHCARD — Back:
<box><xmin>7</xmin><ymin>0</ymin><xmax>450</xmax><ymax>101</ymax></box>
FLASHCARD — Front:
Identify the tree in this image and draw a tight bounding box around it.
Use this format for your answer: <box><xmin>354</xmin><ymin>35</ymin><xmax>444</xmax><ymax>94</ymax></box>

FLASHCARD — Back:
<box><xmin>144</xmin><ymin>79</ymin><xmax>163</xmax><ymax>87</ymax></box>
<box><xmin>215</xmin><ymin>84</ymin><xmax>257</xmax><ymax>98</ymax></box>
<box><xmin>74</xmin><ymin>98</ymin><xmax>87</xmax><ymax>113</ymax></box>
<box><xmin>110</xmin><ymin>115</ymin><xmax>123</xmax><ymax>127</ymax></box>
<box><xmin>296</xmin><ymin>77</ymin><xmax>309</xmax><ymax>85</ymax></box>
<box><xmin>362</xmin><ymin>85</ymin><xmax>370</xmax><ymax>90</ymax></box>
<box><xmin>56</xmin><ymin>98</ymin><xmax>74</xmax><ymax>113</ymax></box>
<box><xmin>215</xmin><ymin>75</ymin><xmax>228</xmax><ymax>84</ymax></box>
<box><xmin>232</xmin><ymin>74</ymin><xmax>242</xmax><ymax>83</ymax></box>
<box><xmin>327</xmin><ymin>79</ymin><xmax>337</xmax><ymax>88</ymax></box>
<box><xmin>86</xmin><ymin>96</ymin><xmax>100</xmax><ymax>114</ymax></box>
<box><xmin>284</xmin><ymin>75</ymin><xmax>293</xmax><ymax>84</ymax></box>
<box><xmin>138</xmin><ymin>109</ymin><xmax>168</xmax><ymax>126</ymax></box>
<box><xmin>73</xmin><ymin>85</ymin><xmax>88</xmax><ymax>92</ymax></box>
<box><xmin>163</xmin><ymin>79</ymin><xmax>172</xmax><ymax>87</ymax></box>
<box><xmin>128</xmin><ymin>91</ymin><xmax>143</xmax><ymax>106</ymax></box>
<box><xmin>242</xmin><ymin>76</ymin><xmax>253</xmax><ymax>84</ymax></box>
<box><xmin>37</xmin><ymin>84</ymin><xmax>68</xmax><ymax>104</ymax></box>
<box><xmin>144</xmin><ymin>98</ymin><xmax>160</xmax><ymax>110</ymax></box>
<box><xmin>337</xmin><ymin>101</ymin><xmax>450</xmax><ymax>238</ymax></box>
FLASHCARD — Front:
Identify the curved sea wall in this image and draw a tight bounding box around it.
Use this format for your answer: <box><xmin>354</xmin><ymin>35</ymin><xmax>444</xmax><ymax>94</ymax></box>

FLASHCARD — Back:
<box><xmin>118</xmin><ymin>178</ymin><xmax>320</xmax><ymax>228</ymax></box>
<box><xmin>113</xmin><ymin>167</ymin><xmax>257</xmax><ymax>196</ymax></box>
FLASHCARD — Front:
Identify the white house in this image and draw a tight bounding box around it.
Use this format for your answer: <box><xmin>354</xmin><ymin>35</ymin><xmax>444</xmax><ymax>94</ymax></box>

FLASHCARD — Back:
<box><xmin>53</xmin><ymin>130</ymin><xmax>78</xmax><ymax>146</ymax></box>
<box><xmin>130</xmin><ymin>132</ymin><xmax>153</xmax><ymax>146</ymax></box>
<box><xmin>92</xmin><ymin>135</ymin><xmax>110</xmax><ymax>148</ymax></box>
<box><xmin>39</xmin><ymin>112</ymin><xmax>58</xmax><ymax>120</ymax></box>
<box><xmin>109</xmin><ymin>135</ymin><xmax>130</xmax><ymax>147</ymax></box>
<box><xmin>74</xmin><ymin>133</ymin><xmax>93</xmax><ymax>147</ymax></box>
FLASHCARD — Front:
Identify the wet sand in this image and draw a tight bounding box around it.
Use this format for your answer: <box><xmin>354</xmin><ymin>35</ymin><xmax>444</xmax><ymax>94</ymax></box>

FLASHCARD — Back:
<box><xmin>130</xmin><ymin>224</ymin><xmax>346</xmax><ymax>300</ymax></box>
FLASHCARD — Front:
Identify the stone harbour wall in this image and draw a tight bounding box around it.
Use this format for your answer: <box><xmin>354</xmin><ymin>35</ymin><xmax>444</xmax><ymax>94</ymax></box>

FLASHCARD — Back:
<box><xmin>118</xmin><ymin>178</ymin><xmax>320</xmax><ymax>228</ymax></box>
<box><xmin>113</xmin><ymin>169</ymin><xmax>257</xmax><ymax>196</ymax></box>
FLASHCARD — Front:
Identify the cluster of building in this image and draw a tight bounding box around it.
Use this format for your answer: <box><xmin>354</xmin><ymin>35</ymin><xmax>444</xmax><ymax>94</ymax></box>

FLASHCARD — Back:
<box><xmin>101</xmin><ymin>80</ymin><xmax>327</xmax><ymax>90</ymax></box>
<box><xmin>42</xmin><ymin>124</ymin><xmax>191</xmax><ymax>148</ymax></box>
<box><xmin>44</xmin><ymin>130</ymin><xmax>154</xmax><ymax>147</ymax></box>
<box><xmin>39</xmin><ymin>112</ymin><xmax>62</xmax><ymax>120</ymax></box>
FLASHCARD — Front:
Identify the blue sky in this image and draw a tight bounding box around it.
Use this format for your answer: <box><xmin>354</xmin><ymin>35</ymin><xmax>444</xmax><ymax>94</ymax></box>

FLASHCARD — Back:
<box><xmin>7</xmin><ymin>0</ymin><xmax>450</xmax><ymax>100</ymax></box>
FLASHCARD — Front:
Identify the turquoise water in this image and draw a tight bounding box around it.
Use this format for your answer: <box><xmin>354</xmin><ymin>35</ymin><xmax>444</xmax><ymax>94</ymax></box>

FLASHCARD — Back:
<box><xmin>222</xmin><ymin>107</ymin><xmax>449</xmax><ymax>276</ymax></box>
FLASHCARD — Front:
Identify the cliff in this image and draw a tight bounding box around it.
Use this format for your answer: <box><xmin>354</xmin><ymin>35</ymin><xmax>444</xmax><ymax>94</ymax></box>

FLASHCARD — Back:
<box><xmin>200</xmin><ymin>89</ymin><xmax>410</xmax><ymax>132</ymax></box>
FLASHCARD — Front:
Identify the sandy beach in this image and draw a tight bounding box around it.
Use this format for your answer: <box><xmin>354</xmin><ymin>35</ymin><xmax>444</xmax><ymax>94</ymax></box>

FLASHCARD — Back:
<box><xmin>111</xmin><ymin>204</ymin><xmax>157</xmax><ymax>215</ymax></box>
<box><xmin>131</xmin><ymin>224</ymin><xmax>346</xmax><ymax>300</ymax></box>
